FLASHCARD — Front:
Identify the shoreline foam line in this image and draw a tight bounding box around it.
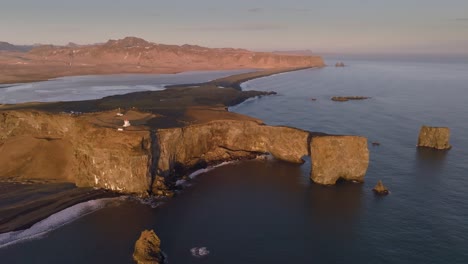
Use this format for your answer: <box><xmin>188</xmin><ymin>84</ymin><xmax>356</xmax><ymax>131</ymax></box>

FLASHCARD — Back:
<box><xmin>0</xmin><ymin>197</ymin><xmax>123</xmax><ymax>249</ymax></box>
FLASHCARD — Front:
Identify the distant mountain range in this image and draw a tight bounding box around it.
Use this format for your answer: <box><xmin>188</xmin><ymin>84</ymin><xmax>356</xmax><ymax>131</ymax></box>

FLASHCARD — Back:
<box><xmin>0</xmin><ymin>41</ymin><xmax>34</xmax><ymax>52</ymax></box>
<box><xmin>0</xmin><ymin>37</ymin><xmax>324</xmax><ymax>84</ymax></box>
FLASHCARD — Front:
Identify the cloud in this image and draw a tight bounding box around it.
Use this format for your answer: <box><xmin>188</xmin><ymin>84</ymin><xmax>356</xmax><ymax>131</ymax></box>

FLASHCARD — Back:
<box><xmin>248</xmin><ymin>7</ymin><xmax>263</xmax><ymax>13</ymax></box>
<box><xmin>179</xmin><ymin>23</ymin><xmax>284</xmax><ymax>32</ymax></box>
<box><xmin>454</xmin><ymin>18</ymin><xmax>468</xmax><ymax>21</ymax></box>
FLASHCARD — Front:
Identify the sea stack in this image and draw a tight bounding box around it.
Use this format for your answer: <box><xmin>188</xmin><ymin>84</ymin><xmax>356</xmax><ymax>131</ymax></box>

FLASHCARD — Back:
<box><xmin>133</xmin><ymin>230</ymin><xmax>164</xmax><ymax>264</ymax></box>
<box><xmin>310</xmin><ymin>136</ymin><xmax>369</xmax><ymax>185</ymax></box>
<box><xmin>335</xmin><ymin>62</ymin><xmax>345</xmax><ymax>67</ymax></box>
<box><xmin>373</xmin><ymin>180</ymin><xmax>389</xmax><ymax>195</ymax></box>
<box><xmin>417</xmin><ymin>126</ymin><xmax>451</xmax><ymax>150</ymax></box>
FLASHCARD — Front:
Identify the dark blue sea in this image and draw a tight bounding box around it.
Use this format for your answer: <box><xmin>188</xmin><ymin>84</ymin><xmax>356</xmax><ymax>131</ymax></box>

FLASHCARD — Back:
<box><xmin>1</xmin><ymin>57</ymin><xmax>467</xmax><ymax>263</ymax></box>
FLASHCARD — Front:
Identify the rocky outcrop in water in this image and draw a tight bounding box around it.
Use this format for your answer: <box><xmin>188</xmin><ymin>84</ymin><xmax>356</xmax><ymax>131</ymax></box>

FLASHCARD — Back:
<box><xmin>335</xmin><ymin>62</ymin><xmax>345</xmax><ymax>67</ymax></box>
<box><xmin>373</xmin><ymin>180</ymin><xmax>389</xmax><ymax>195</ymax></box>
<box><xmin>310</xmin><ymin>136</ymin><xmax>369</xmax><ymax>185</ymax></box>
<box><xmin>417</xmin><ymin>126</ymin><xmax>451</xmax><ymax>150</ymax></box>
<box><xmin>133</xmin><ymin>229</ymin><xmax>164</xmax><ymax>264</ymax></box>
<box><xmin>331</xmin><ymin>96</ymin><xmax>370</xmax><ymax>102</ymax></box>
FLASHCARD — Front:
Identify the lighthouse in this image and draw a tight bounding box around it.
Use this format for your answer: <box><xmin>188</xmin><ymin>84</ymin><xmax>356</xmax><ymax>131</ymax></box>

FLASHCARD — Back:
<box><xmin>123</xmin><ymin>119</ymin><xmax>131</xmax><ymax>127</ymax></box>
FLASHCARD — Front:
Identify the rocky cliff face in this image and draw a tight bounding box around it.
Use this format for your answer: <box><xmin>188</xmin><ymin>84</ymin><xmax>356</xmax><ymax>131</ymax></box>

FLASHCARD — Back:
<box><xmin>417</xmin><ymin>126</ymin><xmax>451</xmax><ymax>150</ymax></box>
<box><xmin>0</xmin><ymin>111</ymin><xmax>152</xmax><ymax>194</ymax></box>
<box><xmin>133</xmin><ymin>229</ymin><xmax>163</xmax><ymax>264</ymax></box>
<box><xmin>154</xmin><ymin>120</ymin><xmax>310</xmax><ymax>182</ymax></box>
<box><xmin>310</xmin><ymin>136</ymin><xmax>369</xmax><ymax>185</ymax></box>
<box><xmin>0</xmin><ymin>110</ymin><xmax>370</xmax><ymax>195</ymax></box>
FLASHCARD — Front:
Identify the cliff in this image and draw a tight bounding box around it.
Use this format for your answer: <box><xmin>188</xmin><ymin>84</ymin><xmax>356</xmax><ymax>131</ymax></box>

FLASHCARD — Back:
<box><xmin>0</xmin><ymin>110</ymin><xmax>152</xmax><ymax>194</ymax></box>
<box><xmin>417</xmin><ymin>126</ymin><xmax>451</xmax><ymax>150</ymax></box>
<box><xmin>0</xmin><ymin>110</ymin><xmax>370</xmax><ymax>195</ymax></box>
<box><xmin>154</xmin><ymin>120</ymin><xmax>310</xmax><ymax>181</ymax></box>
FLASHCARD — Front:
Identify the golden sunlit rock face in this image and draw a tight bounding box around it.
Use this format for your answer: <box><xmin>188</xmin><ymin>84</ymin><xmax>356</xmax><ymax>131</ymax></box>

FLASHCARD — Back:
<box><xmin>1</xmin><ymin>110</ymin><xmax>371</xmax><ymax>195</ymax></box>
<box><xmin>417</xmin><ymin>126</ymin><xmax>451</xmax><ymax>150</ymax></box>
<box><xmin>310</xmin><ymin>136</ymin><xmax>370</xmax><ymax>185</ymax></box>
<box><xmin>133</xmin><ymin>230</ymin><xmax>163</xmax><ymax>264</ymax></box>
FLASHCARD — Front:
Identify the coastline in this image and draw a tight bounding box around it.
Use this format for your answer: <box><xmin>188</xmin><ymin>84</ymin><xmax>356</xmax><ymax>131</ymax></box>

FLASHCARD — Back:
<box><xmin>0</xmin><ymin>66</ymin><xmax>320</xmax><ymax>235</ymax></box>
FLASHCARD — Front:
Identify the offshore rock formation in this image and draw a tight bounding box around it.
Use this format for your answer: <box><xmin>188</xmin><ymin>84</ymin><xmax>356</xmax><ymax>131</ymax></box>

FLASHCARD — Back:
<box><xmin>133</xmin><ymin>229</ymin><xmax>164</xmax><ymax>264</ymax></box>
<box><xmin>335</xmin><ymin>62</ymin><xmax>345</xmax><ymax>67</ymax></box>
<box><xmin>0</xmin><ymin>110</ymin><xmax>370</xmax><ymax>195</ymax></box>
<box><xmin>417</xmin><ymin>126</ymin><xmax>451</xmax><ymax>150</ymax></box>
<box><xmin>331</xmin><ymin>96</ymin><xmax>370</xmax><ymax>102</ymax></box>
<box><xmin>310</xmin><ymin>136</ymin><xmax>369</xmax><ymax>185</ymax></box>
<box><xmin>373</xmin><ymin>180</ymin><xmax>389</xmax><ymax>195</ymax></box>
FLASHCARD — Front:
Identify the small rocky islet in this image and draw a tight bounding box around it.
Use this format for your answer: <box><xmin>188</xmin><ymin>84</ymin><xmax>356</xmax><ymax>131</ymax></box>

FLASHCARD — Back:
<box><xmin>373</xmin><ymin>180</ymin><xmax>389</xmax><ymax>195</ymax></box>
<box><xmin>331</xmin><ymin>96</ymin><xmax>371</xmax><ymax>102</ymax></box>
<box><xmin>417</xmin><ymin>126</ymin><xmax>451</xmax><ymax>150</ymax></box>
<box><xmin>133</xmin><ymin>229</ymin><xmax>165</xmax><ymax>264</ymax></box>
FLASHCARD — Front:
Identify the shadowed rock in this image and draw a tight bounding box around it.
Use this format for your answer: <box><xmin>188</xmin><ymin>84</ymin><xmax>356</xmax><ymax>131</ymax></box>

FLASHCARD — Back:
<box><xmin>417</xmin><ymin>126</ymin><xmax>451</xmax><ymax>150</ymax></box>
<box><xmin>331</xmin><ymin>96</ymin><xmax>370</xmax><ymax>102</ymax></box>
<box><xmin>373</xmin><ymin>180</ymin><xmax>389</xmax><ymax>195</ymax></box>
<box><xmin>310</xmin><ymin>136</ymin><xmax>369</xmax><ymax>185</ymax></box>
<box><xmin>133</xmin><ymin>229</ymin><xmax>163</xmax><ymax>264</ymax></box>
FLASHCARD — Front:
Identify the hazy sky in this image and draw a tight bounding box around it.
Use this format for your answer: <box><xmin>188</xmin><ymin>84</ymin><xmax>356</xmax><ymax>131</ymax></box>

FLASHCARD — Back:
<box><xmin>1</xmin><ymin>0</ymin><xmax>468</xmax><ymax>54</ymax></box>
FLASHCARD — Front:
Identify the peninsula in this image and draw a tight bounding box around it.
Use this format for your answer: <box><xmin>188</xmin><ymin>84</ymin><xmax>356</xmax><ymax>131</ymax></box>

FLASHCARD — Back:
<box><xmin>0</xmin><ymin>67</ymin><xmax>369</xmax><ymax>233</ymax></box>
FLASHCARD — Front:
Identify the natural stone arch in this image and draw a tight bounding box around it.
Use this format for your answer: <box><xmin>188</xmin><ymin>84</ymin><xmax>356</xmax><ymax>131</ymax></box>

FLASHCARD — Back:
<box><xmin>154</xmin><ymin>120</ymin><xmax>370</xmax><ymax>190</ymax></box>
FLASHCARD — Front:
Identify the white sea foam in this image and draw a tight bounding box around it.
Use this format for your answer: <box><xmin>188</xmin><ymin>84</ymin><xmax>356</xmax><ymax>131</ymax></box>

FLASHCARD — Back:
<box><xmin>175</xmin><ymin>161</ymin><xmax>236</xmax><ymax>187</ymax></box>
<box><xmin>190</xmin><ymin>247</ymin><xmax>210</xmax><ymax>257</ymax></box>
<box><xmin>227</xmin><ymin>96</ymin><xmax>261</xmax><ymax>111</ymax></box>
<box><xmin>0</xmin><ymin>197</ymin><xmax>122</xmax><ymax>248</ymax></box>
<box><xmin>189</xmin><ymin>161</ymin><xmax>235</xmax><ymax>179</ymax></box>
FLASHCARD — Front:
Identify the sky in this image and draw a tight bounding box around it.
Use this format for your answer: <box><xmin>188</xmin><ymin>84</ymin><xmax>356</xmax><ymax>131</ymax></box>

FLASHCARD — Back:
<box><xmin>1</xmin><ymin>0</ymin><xmax>468</xmax><ymax>54</ymax></box>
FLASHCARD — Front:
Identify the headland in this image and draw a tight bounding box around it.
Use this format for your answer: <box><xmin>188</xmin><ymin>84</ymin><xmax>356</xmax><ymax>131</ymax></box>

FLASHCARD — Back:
<box><xmin>0</xmin><ymin>66</ymin><xmax>370</xmax><ymax>233</ymax></box>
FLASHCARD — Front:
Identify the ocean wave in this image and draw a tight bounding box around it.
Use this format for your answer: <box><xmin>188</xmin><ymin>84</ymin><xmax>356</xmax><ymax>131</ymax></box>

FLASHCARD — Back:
<box><xmin>0</xmin><ymin>197</ymin><xmax>123</xmax><ymax>249</ymax></box>
<box><xmin>130</xmin><ymin>196</ymin><xmax>165</xmax><ymax>209</ymax></box>
<box><xmin>190</xmin><ymin>247</ymin><xmax>210</xmax><ymax>257</ymax></box>
<box><xmin>175</xmin><ymin>161</ymin><xmax>237</xmax><ymax>187</ymax></box>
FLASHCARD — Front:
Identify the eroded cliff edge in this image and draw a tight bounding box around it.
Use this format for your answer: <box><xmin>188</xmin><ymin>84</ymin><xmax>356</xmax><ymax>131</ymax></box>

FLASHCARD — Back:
<box><xmin>1</xmin><ymin>111</ymin><xmax>369</xmax><ymax>195</ymax></box>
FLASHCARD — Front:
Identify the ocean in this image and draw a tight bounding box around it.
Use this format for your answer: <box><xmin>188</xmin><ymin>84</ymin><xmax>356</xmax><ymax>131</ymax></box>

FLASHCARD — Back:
<box><xmin>1</xmin><ymin>57</ymin><xmax>467</xmax><ymax>263</ymax></box>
